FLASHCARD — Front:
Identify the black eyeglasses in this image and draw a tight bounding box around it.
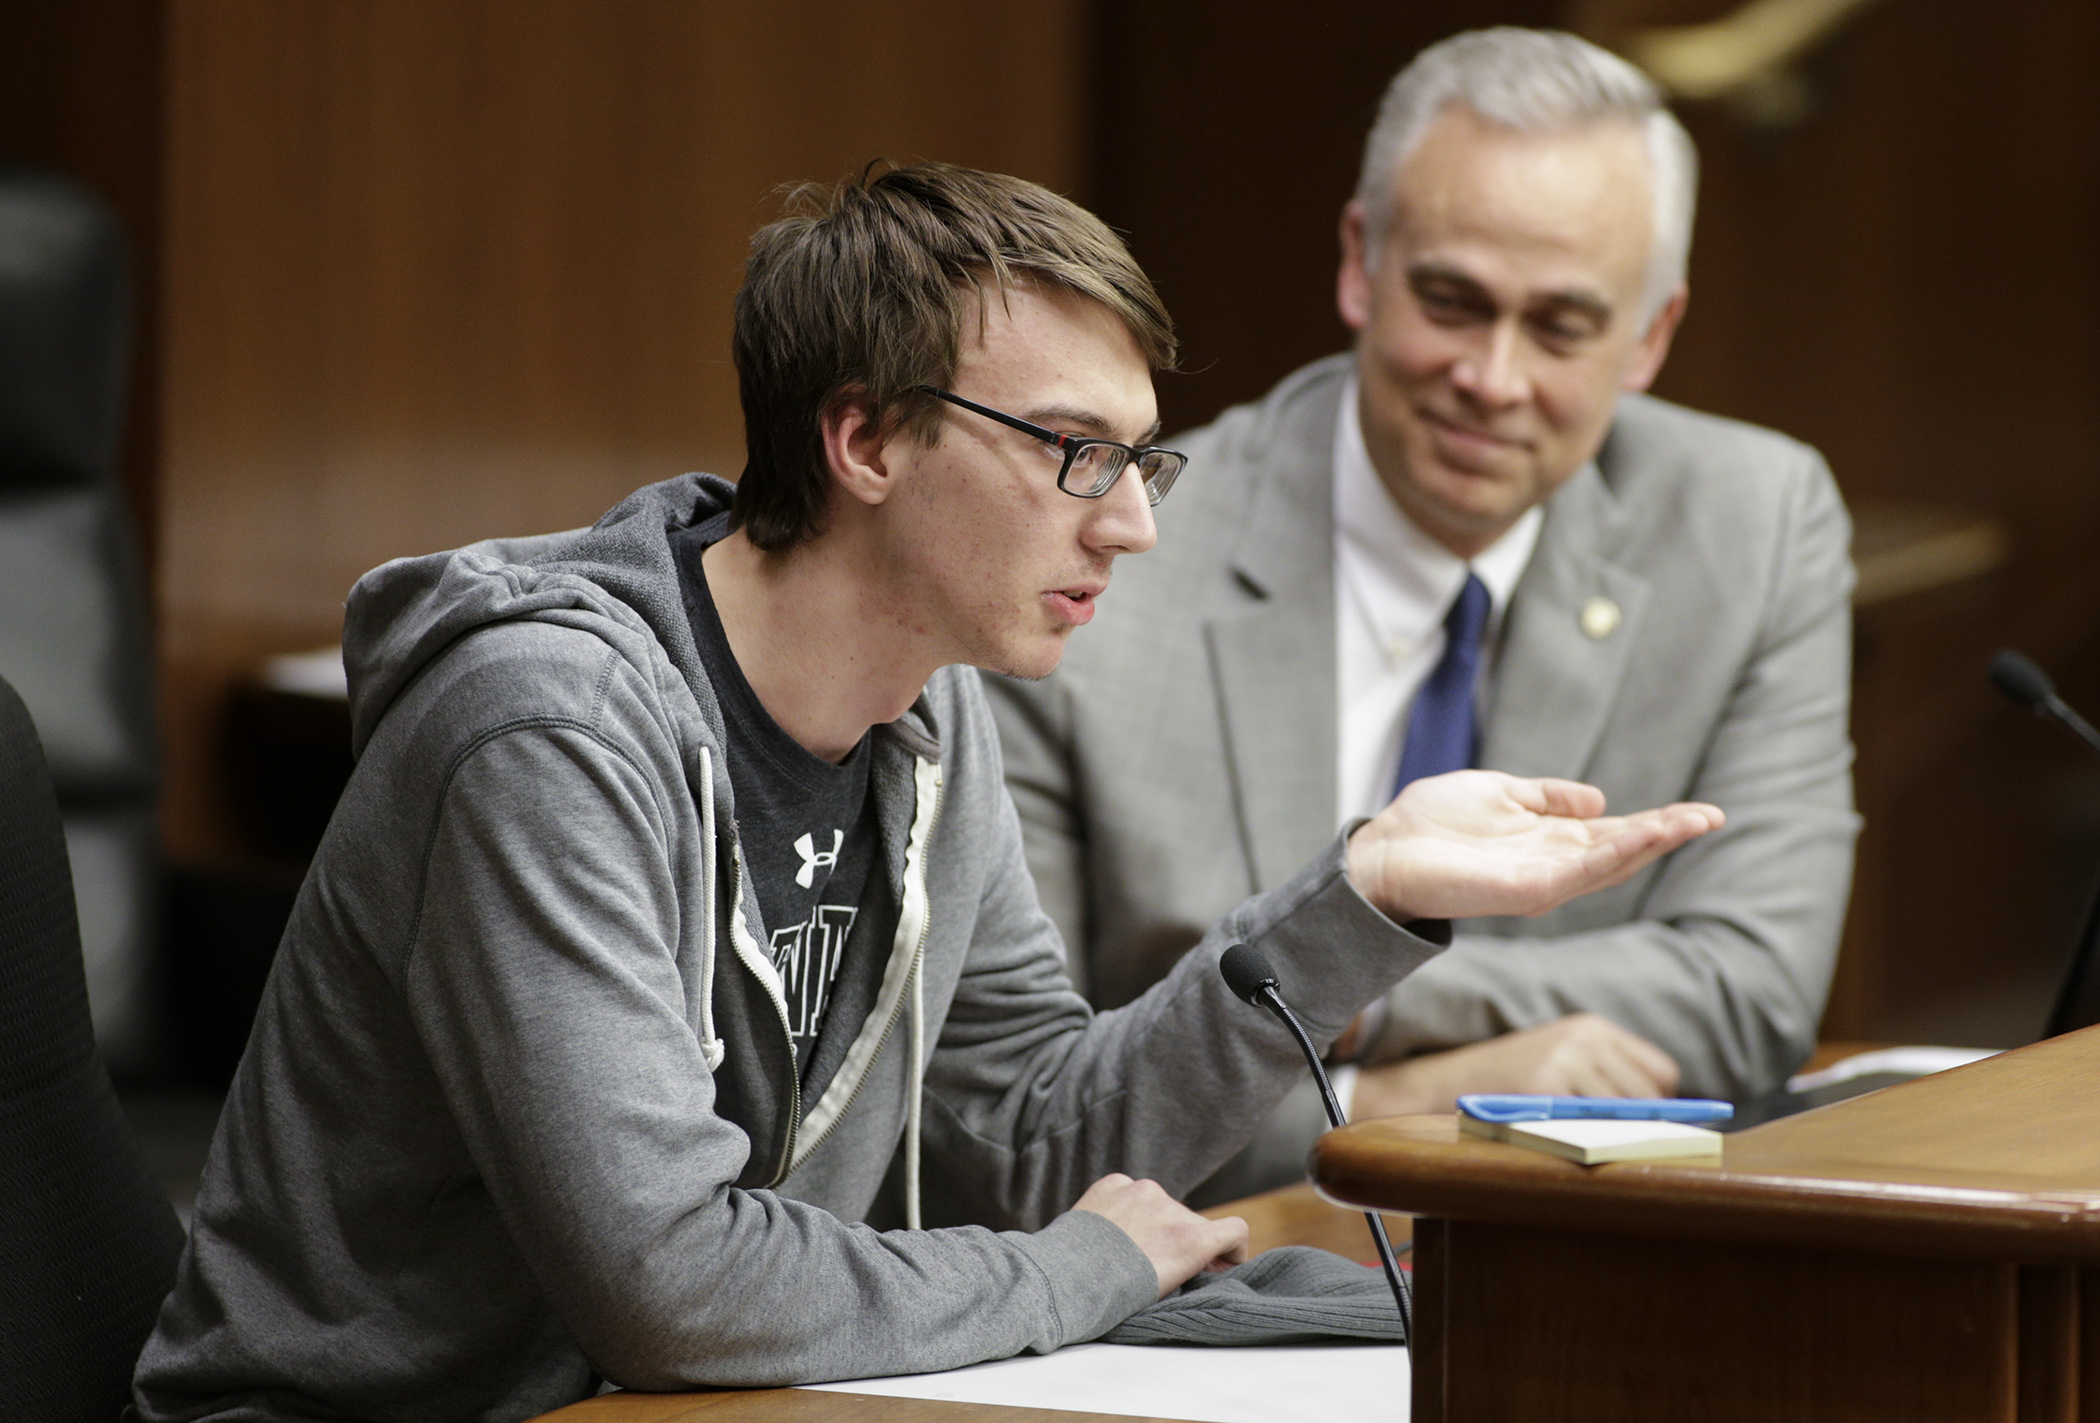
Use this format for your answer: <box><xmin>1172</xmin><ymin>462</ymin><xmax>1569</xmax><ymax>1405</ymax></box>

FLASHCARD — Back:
<box><xmin>914</xmin><ymin>386</ymin><xmax>1186</xmax><ymax>506</ymax></box>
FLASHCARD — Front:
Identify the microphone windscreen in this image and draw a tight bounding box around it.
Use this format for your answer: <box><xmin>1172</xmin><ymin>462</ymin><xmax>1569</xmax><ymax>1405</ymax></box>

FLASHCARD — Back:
<box><xmin>1220</xmin><ymin>943</ymin><xmax>1280</xmax><ymax>1005</ymax></box>
<box><xmin>1989</xmin><ymin>649</ymin><xmax>2055</xmax><ymax>711</ymax></box>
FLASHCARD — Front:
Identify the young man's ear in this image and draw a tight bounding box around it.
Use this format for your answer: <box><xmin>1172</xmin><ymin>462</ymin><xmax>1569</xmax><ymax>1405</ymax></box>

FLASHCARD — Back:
<box><xmin>820</xmin><ymin>390</ymin><xmax>899</xmax><ymax>509</ymax></box>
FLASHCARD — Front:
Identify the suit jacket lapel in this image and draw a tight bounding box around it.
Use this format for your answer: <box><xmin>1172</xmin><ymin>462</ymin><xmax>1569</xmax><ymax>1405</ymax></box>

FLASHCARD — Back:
<box><xmin>1205</xmin><ymin>374</ymin><xmax>1344</xmax><ymax>893</ymax></box>
<box><xmin>1482</xmin><ymin>459</ymin><xmax>1651</xmax><ymax>781</ymax></box>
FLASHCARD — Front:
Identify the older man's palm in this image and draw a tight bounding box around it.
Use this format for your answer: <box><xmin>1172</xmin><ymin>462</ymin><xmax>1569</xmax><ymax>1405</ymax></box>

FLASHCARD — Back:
<box><xmin>1347</xmin><ymin>770</ymin><xmax>1724</xmax><ymax>924</ymax></box>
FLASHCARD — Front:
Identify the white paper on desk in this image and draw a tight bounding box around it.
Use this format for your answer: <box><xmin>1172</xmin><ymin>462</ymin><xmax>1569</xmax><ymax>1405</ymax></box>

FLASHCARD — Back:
<box><xmin>1786</xmin><ymin>1045</ymin><xmax>2000</xmax><ymax>1093</ymax></box>
<box><xmin>802</xmin><ymin>1341</ymin><xmax>1407</xmax><ymax>1423</ymax></box>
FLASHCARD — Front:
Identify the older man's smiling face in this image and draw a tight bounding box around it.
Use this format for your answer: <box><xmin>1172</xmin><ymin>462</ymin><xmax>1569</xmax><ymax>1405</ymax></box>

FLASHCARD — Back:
<box><xmin>1337</xmin><ymin>105</ymin><xmax>1686</xmax><ymax>557</ymax></box>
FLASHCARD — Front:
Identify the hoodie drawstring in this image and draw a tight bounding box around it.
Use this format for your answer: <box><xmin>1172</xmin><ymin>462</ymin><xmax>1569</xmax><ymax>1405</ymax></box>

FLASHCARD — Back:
<box><xmin>694</xmin><ymin>746</ymin><xmax>726</xmax><ymax>1071</ymax></box>
<box><xmin>904</xmin><ymin>951</ymin><xmax>925</xmax><ymax>1230</ymax></box>
<box><xmin>900</xmin><ymin>755</ymin><xmax>942</xmax><ymax>1231</ymax></box>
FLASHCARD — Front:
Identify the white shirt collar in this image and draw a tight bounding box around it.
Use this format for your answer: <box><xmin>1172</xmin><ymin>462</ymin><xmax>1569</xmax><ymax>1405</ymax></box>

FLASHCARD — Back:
<box><xmin>1332</xmin><ymin>376</ymin><xmax>1542</xmax><ymax>664</ymax></box>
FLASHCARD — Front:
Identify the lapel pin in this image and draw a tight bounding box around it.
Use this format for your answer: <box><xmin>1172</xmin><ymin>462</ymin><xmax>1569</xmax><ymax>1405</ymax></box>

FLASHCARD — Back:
<box><xmin>1580</xmin><ymin>595</ymin><xmax>1621</xmax><ymax>641</ymax></box>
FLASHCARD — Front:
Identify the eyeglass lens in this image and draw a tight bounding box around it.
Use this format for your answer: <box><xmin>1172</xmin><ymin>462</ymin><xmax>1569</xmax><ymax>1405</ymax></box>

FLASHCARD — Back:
<box><xmin>1062</xmin><ymin>443</ymin><xmax>1184</xmax><ymax>505</ymax></box>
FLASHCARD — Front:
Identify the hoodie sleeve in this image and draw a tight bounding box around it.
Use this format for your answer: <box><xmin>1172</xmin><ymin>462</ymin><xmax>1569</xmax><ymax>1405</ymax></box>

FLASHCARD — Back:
<box><xmin>404</xmin><ymin>719</ymin><xmax>1155</xmax><ymax>1388</ymax></box>
<box><xmin>913</xmin><ymin>680</ymin><xmax>1449</xmax><ymax>1232</ymax></box>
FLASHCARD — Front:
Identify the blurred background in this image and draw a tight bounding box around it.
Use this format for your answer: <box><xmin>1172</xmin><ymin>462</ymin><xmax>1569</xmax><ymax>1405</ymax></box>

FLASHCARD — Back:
<box><xmin>2</xmin><ymin>0</ymin><xmax>2096</xmax><ymax>1205</ymax></box>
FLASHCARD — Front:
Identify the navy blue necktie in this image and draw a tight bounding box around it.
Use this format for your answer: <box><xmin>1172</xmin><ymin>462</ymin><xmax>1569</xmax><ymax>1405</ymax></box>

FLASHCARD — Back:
<box><xmin>1392</xmin><ymin>572</ymin><xmax>1490</xmax><ymax>799</ymax></box>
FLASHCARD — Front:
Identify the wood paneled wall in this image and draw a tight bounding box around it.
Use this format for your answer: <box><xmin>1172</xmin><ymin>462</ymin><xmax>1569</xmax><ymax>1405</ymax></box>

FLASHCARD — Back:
<box><xmin>155</xmin><ymin>0</ymin><xmax>1085</xmax><ymax>864</ymax></box>
<box><xmin>1645</xmin><ymin>0</ymin><xmax>2100</xmax><ymax>1039</ymax></box>
<box><xmin>1089</xmin><ymin>0</ymin><xmax>1553</xmax><ymax>438</ymax></box>
<box><xmin>15</xmin><ymin>1</ymin><xmax>2100</xmax><ymax>1042</ymax></box>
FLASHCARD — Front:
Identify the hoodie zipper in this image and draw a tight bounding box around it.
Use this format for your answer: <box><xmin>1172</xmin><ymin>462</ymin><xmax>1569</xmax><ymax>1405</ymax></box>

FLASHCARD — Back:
<box><xmin>789</xmin><ymin>764</ymin><xmax>945</xmax><ymax>1170</ymax></box>
<box><xmin>724</xmin><ymin>844</ymin><xmax>802</xmax><ymax>1188</ymax></box>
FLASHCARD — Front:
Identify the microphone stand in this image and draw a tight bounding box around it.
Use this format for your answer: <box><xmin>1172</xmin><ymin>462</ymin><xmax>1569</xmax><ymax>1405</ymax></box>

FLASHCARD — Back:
<box><xmin>1221</xmin><ymin>943</ymin><xmax>1413</xmax><ymax>1343</ymax></box>
<box><xmin>1992</xmin><ymin>651</ymin><xmax>2100</xmax><ymax>1037</ymax></box>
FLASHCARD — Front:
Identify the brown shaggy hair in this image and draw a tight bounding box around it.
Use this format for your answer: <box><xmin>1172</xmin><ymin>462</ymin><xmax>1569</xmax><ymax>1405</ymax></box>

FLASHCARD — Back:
<box><xmin>729</xmin><ymin>162</ymin><xmax>1176</xmax><ymax>550</ymax></box>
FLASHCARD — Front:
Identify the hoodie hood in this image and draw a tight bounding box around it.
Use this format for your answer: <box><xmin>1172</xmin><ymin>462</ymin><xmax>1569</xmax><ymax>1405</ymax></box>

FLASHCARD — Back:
<box><xmin>342</xmin><ymin>473</ymin><xmax>735</xmax><ymax>759</ymax></box>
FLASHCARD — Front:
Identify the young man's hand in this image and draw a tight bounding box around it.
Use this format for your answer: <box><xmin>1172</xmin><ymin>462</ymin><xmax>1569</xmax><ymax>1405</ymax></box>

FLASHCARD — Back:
<box><xmin>1349</xmin><ymin>1013</ymin><xmax>1682</xmax><ymax>1120</ymax></box>
<box><xmin>1073</xmin><ymin>1173</ymin><xmax>1249</xmax><ymax>1299</ymax></box>
<box><xmin>1346</xmin><ymin>770</ymin><xmax>1723</xmax><ymax>924</ymax></box>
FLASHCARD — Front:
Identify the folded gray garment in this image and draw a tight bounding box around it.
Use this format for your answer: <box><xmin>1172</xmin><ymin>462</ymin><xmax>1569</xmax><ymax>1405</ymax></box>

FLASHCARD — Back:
<box><xmin>1101</xmin><ymin>1246</ymin><xmax>1404</xmax><ymax>1347</ymax></box>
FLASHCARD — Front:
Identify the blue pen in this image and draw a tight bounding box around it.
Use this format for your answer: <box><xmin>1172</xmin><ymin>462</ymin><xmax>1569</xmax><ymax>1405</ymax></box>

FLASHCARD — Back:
<box><xmin>1458</xmin><ymin>1094</ymin><xmax>1733</xmax><ymax>1125</ymax></box>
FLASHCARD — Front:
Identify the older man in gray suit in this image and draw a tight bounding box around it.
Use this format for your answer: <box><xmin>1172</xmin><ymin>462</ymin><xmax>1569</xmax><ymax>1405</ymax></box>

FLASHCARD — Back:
<box><xmin>986</xmin><ymin>28</ymin><xmax>1858</xmax><ymax>1201</ymax></box>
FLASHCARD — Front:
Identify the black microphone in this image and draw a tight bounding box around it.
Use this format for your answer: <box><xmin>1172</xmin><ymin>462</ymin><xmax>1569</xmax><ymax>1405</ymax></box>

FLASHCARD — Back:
<box><xmin>1989</xmin><ymin>650</ymin><xmax>2100</xmax><ymax>1038</ymax></box>
<box><xmin>1220</xmin><ymin>943</ymin><xmax>1412</xmax><ymax>1343</ymax></box>
<box><xmin>1990</xmin><ymin>649</ymin><xmax>2100</xmax><ymax>758</ymax></box>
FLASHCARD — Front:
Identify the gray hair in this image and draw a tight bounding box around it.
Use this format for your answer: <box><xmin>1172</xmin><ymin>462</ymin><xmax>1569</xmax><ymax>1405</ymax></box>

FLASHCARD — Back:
<box><xmin>1355</xmin><ymin>28</ymin><xmax>1698</xmax><ymax>321</ymax></box>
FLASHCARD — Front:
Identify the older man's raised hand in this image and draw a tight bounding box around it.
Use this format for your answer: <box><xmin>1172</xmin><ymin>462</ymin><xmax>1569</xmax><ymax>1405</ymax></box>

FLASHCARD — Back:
<box><xmin>1347</xmin><ymin>770</ymin><xmax>1724</xmax><ymax>925</ymax></box>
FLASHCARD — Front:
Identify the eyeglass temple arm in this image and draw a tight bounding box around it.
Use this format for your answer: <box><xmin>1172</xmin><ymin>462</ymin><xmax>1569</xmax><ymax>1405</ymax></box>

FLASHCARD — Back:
<box><xmin>917</xmin><ymin>384</ymin><xmax>1181</xmax><ymax>468</ymax></box>
<box><xmin>912</xmin><ymin>385</ymin><xmax>1071</xmax><ymax>448</ymax></box>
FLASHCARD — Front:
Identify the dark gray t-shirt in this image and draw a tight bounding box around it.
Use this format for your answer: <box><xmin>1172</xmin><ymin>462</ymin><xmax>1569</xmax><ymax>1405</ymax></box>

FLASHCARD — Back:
<box><xmin>670</xmin><ymin>516</ymin><xmax>886</xmax><ymax>1083</ymax></box>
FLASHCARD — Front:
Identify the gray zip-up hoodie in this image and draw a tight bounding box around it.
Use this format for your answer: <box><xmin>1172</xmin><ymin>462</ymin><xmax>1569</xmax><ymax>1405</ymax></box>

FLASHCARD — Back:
<box><xmin>133</xmin><ymin>475</ymin><xmax>1445</xmax><ymax>1423</ymax></box>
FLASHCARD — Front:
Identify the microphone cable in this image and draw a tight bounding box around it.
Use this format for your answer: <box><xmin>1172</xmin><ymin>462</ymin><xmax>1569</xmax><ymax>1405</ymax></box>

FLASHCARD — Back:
<box><xmin>1220</xmin><ymin>942</ymin><xmax>1413</xmax><ymax>1343</ymax></box>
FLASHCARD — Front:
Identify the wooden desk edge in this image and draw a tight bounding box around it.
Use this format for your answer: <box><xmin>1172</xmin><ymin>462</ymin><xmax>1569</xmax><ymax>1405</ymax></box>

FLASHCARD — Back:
<box><xmin>1313</xmin><ymin>1116</ymin><xmax>2100</xmax><ymax>1263</ymax></box>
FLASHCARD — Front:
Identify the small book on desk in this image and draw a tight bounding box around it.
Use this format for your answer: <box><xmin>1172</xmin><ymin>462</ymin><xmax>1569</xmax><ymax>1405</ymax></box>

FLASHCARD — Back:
<box><xmin>1459</xmin><ymin>1113</ymin><xmax>1724</xmax><ymax>1164</ymax></box>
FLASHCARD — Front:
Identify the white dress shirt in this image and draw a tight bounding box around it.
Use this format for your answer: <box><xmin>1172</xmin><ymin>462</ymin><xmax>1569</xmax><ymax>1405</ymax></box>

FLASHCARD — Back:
<box><xmin>1334</xmin><ymin>377</ymin><xmax>1542</xmax><ymax>827</ymax></box>
<box><xmin>1329</xmin><ymin>380</ymin><xmax>1543</xmax><ymax>1096</ymax></box>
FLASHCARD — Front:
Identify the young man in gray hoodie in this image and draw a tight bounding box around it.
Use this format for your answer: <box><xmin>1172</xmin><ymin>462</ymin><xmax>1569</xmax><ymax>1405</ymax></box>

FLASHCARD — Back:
<box><xmin>134</xmin><ymin>164</ymin><xmax>1720</xmax><ymax>1422</ymax></box>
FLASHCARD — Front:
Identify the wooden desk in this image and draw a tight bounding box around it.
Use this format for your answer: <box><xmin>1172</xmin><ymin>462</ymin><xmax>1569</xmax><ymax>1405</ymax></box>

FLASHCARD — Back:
<box><xmin>1315</xmin><ymin>1026</ymin><xmax>2100</xmax><ymax>1422</ymax></box>
<box><xmin>532</xmin><ymin>1184</ymin><xmax>1404</xmax><ymax>1422</ymax></box>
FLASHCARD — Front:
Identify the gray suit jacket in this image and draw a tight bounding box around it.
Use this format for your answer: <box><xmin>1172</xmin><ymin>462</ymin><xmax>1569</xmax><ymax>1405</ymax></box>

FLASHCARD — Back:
<box><xmin>986</xmin><ymin>356</ymin><xmax>1859</xmax><ymax>1195</ymax></box>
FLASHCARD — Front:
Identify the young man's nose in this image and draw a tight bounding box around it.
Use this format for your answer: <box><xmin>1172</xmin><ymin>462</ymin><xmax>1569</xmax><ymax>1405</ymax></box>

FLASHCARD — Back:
<box><xmin>1084</xmin><ymin>463</ymin><xmax>1159</xmax><ymax>555</ymax></box>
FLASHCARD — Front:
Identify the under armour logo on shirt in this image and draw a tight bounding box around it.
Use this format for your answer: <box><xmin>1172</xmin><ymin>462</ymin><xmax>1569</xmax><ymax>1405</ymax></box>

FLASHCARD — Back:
<box><xmin>794</xmin><ymin>829</ymin><xmax>843</xmax><ymax>888</ymax></box>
